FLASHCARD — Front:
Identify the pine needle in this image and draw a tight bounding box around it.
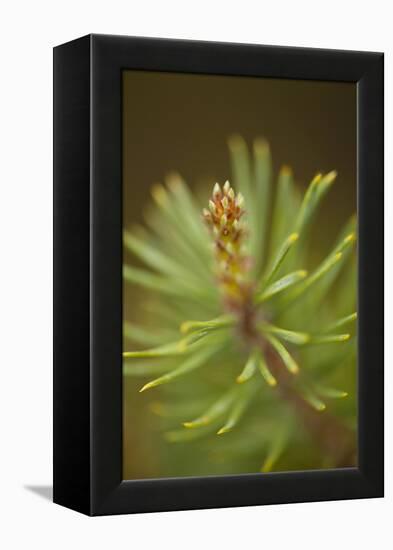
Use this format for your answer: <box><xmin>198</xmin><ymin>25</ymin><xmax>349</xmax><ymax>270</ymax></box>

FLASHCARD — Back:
<box><xmin>256</xmin><ymin>270</ymin><xmax>307</xmax><ymax>303</ymax></box>
<box><xmin>253</xmin><ymin>138</ymin><xmax>272</xmax><ymax>274</ymax></box>
<box><xmin>123</xmin><ymin>331</ymin><xmax>211</xmax><ymax>358</ymax></box>
<box><xmin>324</xmin><ymin>312</ymin><xmax>357</xmax><ymax>332</ymax></box>
<box><xmin>307</xmin><ymin>333</ymin><xmax>351</xmax><ymax>345</ymax></box>
<box><xmin>217</xmin><ymin>383</ymin><xmax>258</xmax><ymax>434</ymax></box>
<box><xmin>123</xmin><ymin>321</ymin><xmax>174</xmax><ymax>346</ymax></box>
<box><xmin>183</xmin><ymin>387</ymin><xmax>238</xmax><ymax>428</ymax></box>
<box><xmin>269</xmin><ymin>166</ymin><xmax>299</xmax><ymax>260</ymax></box>
<box><xmin>124</xmin><ymin>229</ymin><xmax>205</xmax><ymax>290</ymax></box>
<box><xmin>228</xmin><ymin>135</ymin><xmax>255</xmax><ymax>255</ymax></box>
<box><xmin>294</xmin><ymin>171</ymin><xmax>337</xmax><ymax>233</ymax></box>
<box><xmin>236</xmin><ymin>352</ymin><xmax>258</xmax><ymax>383</ymax></box>
<box><xmin>138</xmin><ymin>345</ymin><xmax>217</xmax><ymax>392</ymax></box>
<box><xmin>260</xmin><ymin>232</ymin><xmax>299</xmax><ymax>290</ymax></box>
<box><xmin>302</xmin><ymin>391</ymin><xmax>327</xmax><ymax>412</ymax></box>
<box><xmin>316</xmin><ymin>386</ymin><xmax>348</xmax><ymax>399</ymax></box>
<box><xmin>265</xmin><ymin>333</ymin><xmax>300</xmax><ymax>375</ymax></box>
<box><xmin>261</xmin><ymin>323</ymin><xmax>310</xmax><ymax>345</ymax></box>
<box><xmin>180</xmin><ymin>315</ymin><xmax>235</xmax><ymax>335</ymax></box>
<box><xmin>123</xmin><ymin>264</ymin><xmax>180</xmax><ymax>296</ymax></box>
<box><xmin>258</xmin><ymin>351</ymin><xmax>277</xmax><ymax>387</ymax></box>
<box><xmin>261</xmin><ymin>427</ymin><xmax>289</xmax><ymax>473</ymax></box>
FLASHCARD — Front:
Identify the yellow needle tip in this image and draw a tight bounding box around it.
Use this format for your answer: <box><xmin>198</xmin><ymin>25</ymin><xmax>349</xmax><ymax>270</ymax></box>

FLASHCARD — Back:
<box><xmin>280</xmin><ymin>165</ymin><xmax>292</xmax><ymax>176</ymax></box>
<box><xmin>139</xmin><ymin>381</ymin><xmax>156</xmax><ymax>393</ymax></box>
<box><xmin>182</xmin><ymin>422</ymin><xmax>194</xmax><ymax>428</ymax></box>
<box><xmin>253</xmin><ymin>138</ymin><xmax>269</xmax><ymax>155</ymax></box>
<box><xmin>344</xmin><ymin>233</ymin><xmax>356</xmax><ymax>244</ymax></box>
<box><xmin>180</xmin><ymin>321</ymin><xmax>191</xmax><ymax>334</ymax></box>
<box><xmin>323</xmin><ymin>170</ymin><xmax>338</xmax><ymax>184</ymax></box>
<box><xmin>151</xmin><ymin>183</ymin><xmax>167</xmax><ymax>205</ymax></box>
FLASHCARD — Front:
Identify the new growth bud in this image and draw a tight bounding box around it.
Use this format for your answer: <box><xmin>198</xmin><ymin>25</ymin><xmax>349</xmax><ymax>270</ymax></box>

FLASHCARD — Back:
<box><xmin>213</xmin><ymin>182</ymin><xmax>221</xmax><ymax>200</ymax></box>
<box><xmin>203</xmin><ymin>181</ymin><xmax>253</xmax><ymax>311</ymax></box>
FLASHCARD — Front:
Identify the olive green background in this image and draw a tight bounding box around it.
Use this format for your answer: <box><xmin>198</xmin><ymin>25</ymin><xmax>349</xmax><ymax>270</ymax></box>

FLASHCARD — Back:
<box><xmin>122</xmin><ymin>70</ymin><xmax>357</xmax><ymax>480</ymax></box>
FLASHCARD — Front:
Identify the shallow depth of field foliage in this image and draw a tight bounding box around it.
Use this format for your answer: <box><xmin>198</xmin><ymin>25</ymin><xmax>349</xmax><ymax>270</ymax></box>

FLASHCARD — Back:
<box><xmin>123</xmin><ymin>136</ymin><xmax>357</xmax><ymax>477</ymax></box>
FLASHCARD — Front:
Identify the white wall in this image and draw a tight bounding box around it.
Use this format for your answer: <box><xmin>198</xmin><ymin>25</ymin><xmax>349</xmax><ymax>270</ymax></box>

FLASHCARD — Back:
<box><xmin>0</xmin><ymin>1</ymin><xmax>390</xmax><ymax>548</ymax></box>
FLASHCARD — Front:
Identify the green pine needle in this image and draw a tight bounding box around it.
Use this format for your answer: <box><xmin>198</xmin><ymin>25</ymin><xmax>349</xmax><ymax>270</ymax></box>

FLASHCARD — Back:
<box><xmin>258</xmin><ymin>351</ymin><xmax>278</xmax><ymax>387</ymax></box>
<box><xmin>315</xmin><ymin>386</ymin><xmax>348</xmax><ymax>399</ymax></box>
<box><xmin>138</xmin><ymin>345</ymin><xmax>218</xmax><ymax>392</ymax></box>
<box><xmin>261</xmin><ymin>323</ymin><xmax>310</xmax><ymax>345</ymax></box>
<box><xmin>302</xmin><ymin>391</ymin><xmax>327</xmax><ymax>412</ymax></box>
<box><xmin>217</xmin><ymin>383</ymin><xmax>258</xmax><ymax>434</ymax></box>
<box><xmin>180</xmin><ymin>315</ymin><xmax>235</xmax><ymax>335</ymax></box>
<box><xmin>261</xmin><ymin>427</ymin><xmax>289</xmax><ymax>473</ymax></box>
<box><xmin>324</xmin><ymin>312</ymin><xmax>357</xmax><ymax>332</ymax></box>
<box><xmin>260</xmin><ymin>232</ymin><xmax>299</xmax><ymax>290</ymax></box>
<box><xmin>264</xmin><ymin>333</ymin><xmax>300</xmax><ymax>375</ymax></box>
<box><xmin>294</xmin><ymin>171</ymin><xmax>337</xmax><ymax>233</ymax></box>
<box><xmin>236</xmin><ymin>352</ymin><xmax>258</xmax><ymax>383</ymax></box>
<box><xmin>183</xmin><ymin>387</ymin><xmax>238</xmax><ymax>428</ymax></box>
<box><xmin>256</xmin><ymin>270</ymin><xmax>308</xmax><ymax>302</ymax></box>
<box><xmin>307</xmin><ymin>333</ymin><xmax>351</xmax><ymax>345</ymax></box>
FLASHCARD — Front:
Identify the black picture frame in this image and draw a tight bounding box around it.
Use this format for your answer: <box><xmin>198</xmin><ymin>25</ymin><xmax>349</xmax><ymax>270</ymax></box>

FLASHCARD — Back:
<box><xmin>53</xmin><ymin>34</ymin><xmax>384</xmax><ymax>516</ymax></box>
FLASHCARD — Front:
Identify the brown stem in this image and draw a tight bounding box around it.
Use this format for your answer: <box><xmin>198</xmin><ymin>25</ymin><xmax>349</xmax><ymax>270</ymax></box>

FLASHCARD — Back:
<box><xmin>240</xmin><ymin>311</ymin><xmax>356</xmax><ymax>468</ymax></box>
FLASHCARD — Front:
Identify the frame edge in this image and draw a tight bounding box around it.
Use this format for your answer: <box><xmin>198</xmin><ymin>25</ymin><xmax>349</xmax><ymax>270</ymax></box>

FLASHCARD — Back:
<box><xmin>53</xmin><ymin>34</ymin><xmax>92</xmax><ymax>515</ymax></box>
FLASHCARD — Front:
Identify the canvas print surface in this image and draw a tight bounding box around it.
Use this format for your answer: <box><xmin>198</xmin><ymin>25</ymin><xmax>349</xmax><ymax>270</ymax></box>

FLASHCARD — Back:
<box><xmin>122</xmin><ymin>70</ymin><xmax>357</xmax><ymax>480</ymax></box>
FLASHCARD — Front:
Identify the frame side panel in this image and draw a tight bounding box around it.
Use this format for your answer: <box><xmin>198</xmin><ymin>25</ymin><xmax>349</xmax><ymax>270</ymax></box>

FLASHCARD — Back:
<box><xmin>53</xmin><ymin>35</ymin><xmax>92</xmax><ymax>515</ymax></box>
<box><xmin>357</xmin><ymin>54</ymin><xmax>384</xmax><ymax>495</ymax></box>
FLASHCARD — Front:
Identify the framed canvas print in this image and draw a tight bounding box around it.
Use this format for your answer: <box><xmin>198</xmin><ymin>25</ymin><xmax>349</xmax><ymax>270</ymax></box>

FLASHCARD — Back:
<box><xmin>53</xmin><ymin>34</ymin><xmax>384</xmax><ymax>515</ymax></box>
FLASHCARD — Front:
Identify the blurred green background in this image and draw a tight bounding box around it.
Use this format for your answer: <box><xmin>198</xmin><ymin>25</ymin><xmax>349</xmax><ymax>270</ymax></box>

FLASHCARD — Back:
<box><xmin>122</xmin><ymin>70</ymin><xmax>357</xmax><ymax>480</ymax></box>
